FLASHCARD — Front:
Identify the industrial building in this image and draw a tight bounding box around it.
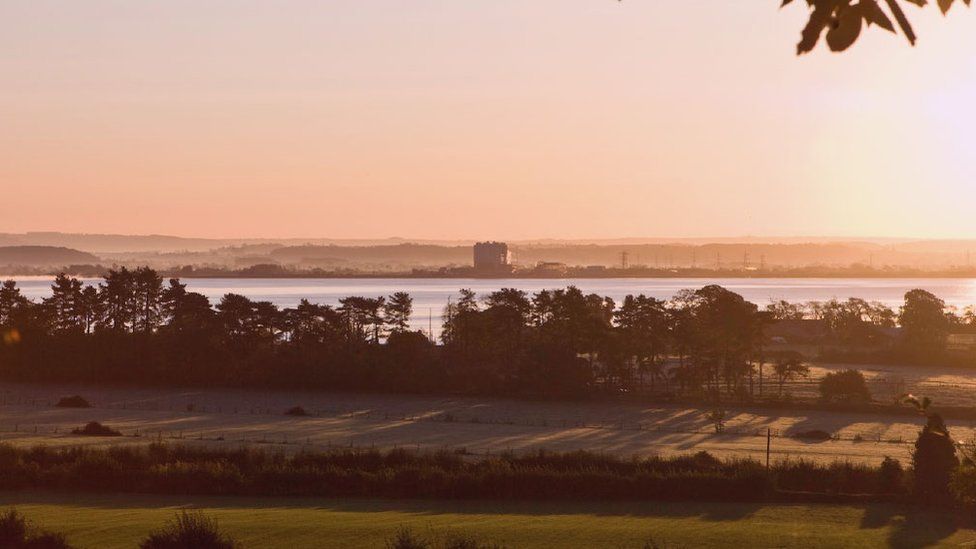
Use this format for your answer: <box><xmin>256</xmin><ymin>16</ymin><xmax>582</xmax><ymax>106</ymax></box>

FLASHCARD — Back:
<box><xmin>473</xmin><ymin>241</ymin><xmax>512</xmax><ymax>273</ymax></box>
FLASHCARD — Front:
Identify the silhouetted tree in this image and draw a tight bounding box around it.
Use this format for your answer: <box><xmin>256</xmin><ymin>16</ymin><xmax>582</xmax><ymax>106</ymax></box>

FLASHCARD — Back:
<box><xmin>615</xmin><ymin>294</ymin><xmax>669</xmax><ymax>390</ymax></box>
<box><xmin>819</xmin><ymin>369</ymin><xmax>871</xmax><ymax>402</ymax></box>
<box><xmin>384</xmin><ymin>291</ymin><xmax>413</xmax><ymax>333</ymax></box>
<box><xmin>766</xmin><ymin>300</ymin><xmax>805</xmax><ymax>321</ymax></box>
<box><xmin>9</xmin><ymin>273</ymin><xmax>976</xmax><ymax>403</ymax></box>
<box><xmin>217</xmin><ymin>293</ymin><xmax>257</xmax><ymax>343</ymax></box>
<box><xmin>912</xmin><ymin>412</ymin><xmax>958</xmax><ymax>504</ymax></box>
<box><xmin>0</xmin><ymin>280</ymin><xmax>28</xmax><ymax>328</ymax></box>
<box><xmin>899</xmin><ymin>289</ymin><xmax>948</xmax><ymax>362</ymax></box>
<box><xmin>691</xmin><ymin>285</ymin><xmax>758</xmax><ymax>399</ymax></box>
<box><xmin>771</xmin><ymin>350</ymin><xmax>809</xmax><ymax>397</ymax></box>
<box><xmin>339</xmin><ymin>296</ymin><xmax>385</xmax><ymax>344</ymax></box>
<box><xmin>44</xmin><ymin>273</ymin><xmax>85</xmax><ymax>334</ymax></box>
<box><xmin>99</xmin><ymin>268</ymin><xmax>136</xmax><ymax>332</ymax></box>
<box><xmin>132</xmin><ymin>266</ymin><xmax>164</xmax><ymax>334</ymax></box>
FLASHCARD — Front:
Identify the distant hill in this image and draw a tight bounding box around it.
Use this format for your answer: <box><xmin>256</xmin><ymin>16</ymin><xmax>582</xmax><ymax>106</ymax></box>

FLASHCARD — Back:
<box><xmin>0</xmin><ymin>231</ymin><xmax>926</xmax><ymax>255</ymax></box>
<box><xmin>0</xmin><ymin>232</ymin><xmax>469</xmax><ymax>254</ymax></box>
<box><xmin>3</xmin><ymin>232</ymin><xmax>976</xmax><ymax>271</ymax></box>
<box><xmin>269</xmin><ymin>244</ymin><xmax>470</xmax><ymax>266</ymax></box>
<box><xmin>0</xmin><ymin>246</ymin><xmax>100</xmax><ymax>266</ymax></box>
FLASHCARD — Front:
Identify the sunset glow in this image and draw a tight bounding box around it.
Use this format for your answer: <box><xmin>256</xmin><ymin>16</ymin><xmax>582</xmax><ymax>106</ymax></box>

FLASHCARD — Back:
<box><xmin>2</xmin><ymin>1</ymin><xmax>975</xmax><ymax>239</ymax></box>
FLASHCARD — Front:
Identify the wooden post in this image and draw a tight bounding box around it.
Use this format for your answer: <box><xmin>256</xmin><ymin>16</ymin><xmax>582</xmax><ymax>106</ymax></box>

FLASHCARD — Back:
<box><xmin>766</xmin><ymin>428</ymin><xmax>771</xmax><ymax>471</ymax></box>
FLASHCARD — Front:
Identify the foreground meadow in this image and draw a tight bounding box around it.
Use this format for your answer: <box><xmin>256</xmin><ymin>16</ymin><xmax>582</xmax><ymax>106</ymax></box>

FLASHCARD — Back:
<box><xmin>2</xmin><ymin>492</ymin><xmax>974</xmax><ymax>548</ymax></box>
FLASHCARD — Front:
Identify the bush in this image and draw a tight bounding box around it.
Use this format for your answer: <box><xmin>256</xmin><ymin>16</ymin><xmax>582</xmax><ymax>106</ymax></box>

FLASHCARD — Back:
<box><xmin>0</xmin><ymin>510</ymin><xmax>27</xmax><ymax>547</ymax></box>
<box><xmin>284</xmin><ymin>406</ymin><xmax>309</xmax><ymax>417</ymax></box>
<box><xmin>140</xmin><ymin>510</ymin><xmax>238</xmax><ymax>549</ymax></box>
<box><xmin>792</xmin><ymin>430</ymin><xmax>832</xmax><ymax>441</ymax></box>
<box><xmin>775</xmin><ymin>459</ymin><xmax>888</xmax><ymax>495</ymax></box>
<box><xmin>951</xmin><ymin>464</ymin><xmax>976</xmax><ymax>507</ymax></box>
<box><xmin>819</xmin><ymin>369</ymin><xmax>871</xmax><ymax>403</ymax></box>
<box><xmin>878</xmin><ymin>456</ymin><xmax>904</xmax><ymax>494</ymax></box>
<box><xmin>385</xmin><ymin>526</ymin><xmax>508</xmax><ymax>549</ymax></box>
<box><xmin>0</xmin><ymin>509</ymin><xmax>74</xmax><ymax>549</ymax></box>
<box><xmin>0</xmin><ymin>443</ymin><xmax>902</xmax><ymax>502</ymax></box>
<box><xmin>386</xmin><ymin>526</ymin><xmax>430</xmax><ymax>549</ymax></box>
<box><xmin>912</xmin><ymin>414</ymin><xmax>958</xmax><ymax>504</ymax></box>
<box><xmin>55</xmin><ymin>396</ymin><xmax>90</xmax><ymax>408</ymax></box>
<box><xmin>71</xmin><ymin>422</ymin><xmax>122</xmax><ymax>437</ymax></box>
<box><xmin>705</xmin><ymin>410</ymin><xmax>726</xmax><ymax>433</ymax></box>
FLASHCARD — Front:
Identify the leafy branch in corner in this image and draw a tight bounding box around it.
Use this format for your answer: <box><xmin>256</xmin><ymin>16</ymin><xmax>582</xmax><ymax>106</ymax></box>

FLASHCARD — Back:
<box><xmin>784</xmin><ymin>0</ymin><xmax>970</xmax><ymax>54</ymax></box>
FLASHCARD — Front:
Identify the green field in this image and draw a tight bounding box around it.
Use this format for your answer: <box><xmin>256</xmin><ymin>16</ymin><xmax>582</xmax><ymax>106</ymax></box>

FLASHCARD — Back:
<box><xmin>1</xmin><ymin>492</ymin><xmax>973</xmax><ymax>548</ymax></box>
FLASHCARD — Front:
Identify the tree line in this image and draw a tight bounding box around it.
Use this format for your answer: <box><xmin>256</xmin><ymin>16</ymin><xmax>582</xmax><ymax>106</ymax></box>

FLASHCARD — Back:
<box><xmin>0</xmin><ymin>268</ymin><xmax>957</xmax><ymax>398</ymax></box>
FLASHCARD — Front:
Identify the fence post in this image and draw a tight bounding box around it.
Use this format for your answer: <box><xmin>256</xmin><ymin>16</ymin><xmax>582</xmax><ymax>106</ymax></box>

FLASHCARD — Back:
<box><xmin>766</xmin><ymin>428</ymin><xmax>771</xmax><ymax>471</ymax></box>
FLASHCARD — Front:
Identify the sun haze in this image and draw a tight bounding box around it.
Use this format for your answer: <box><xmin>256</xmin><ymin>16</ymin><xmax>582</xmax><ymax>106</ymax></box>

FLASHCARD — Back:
<box><xmin>2</xmin><ymin>1</ymin><xmax>974</xmax><ymax>239</ymax></box>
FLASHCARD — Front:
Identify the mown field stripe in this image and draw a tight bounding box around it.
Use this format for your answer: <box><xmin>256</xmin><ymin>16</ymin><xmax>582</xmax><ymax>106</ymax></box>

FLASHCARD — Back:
<box><xmin>1</xmin><ymin>492</ymin><xmax>974</xmax><ymax>548</ymax></box>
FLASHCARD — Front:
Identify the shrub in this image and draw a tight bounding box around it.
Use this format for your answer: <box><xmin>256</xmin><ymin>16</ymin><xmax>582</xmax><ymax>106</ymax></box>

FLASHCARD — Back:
<box><xmin>23</xmin><ymin>531</ymin><xmax>74</xmax><ymax>548</ymax></box>
<box><xmin>775</xmin><ymin>459</ymin><xmax>884</xmax><ymax>494</ymax></box>
<box><xmin>819</xmin><ymin>369</ymin><xmax>871</xmax><ymax>403</ymax></box>
<box><xmin>386</xmin><ymin>526</ymin><xmax>430</xmax><ymax>549</ymax></box>
<box><xmin>912</xmin><ymin>413</ymin><xmax>958</xmax><ymax>504</ymax></box>
<box><xmin>705</xmin><ymin>410</ymin><xmax>726</xmax><ymax>433</ymax></box>
<box><xmin>284</xmin><ymin>406</ymin><xmax>309</xmax><ymax>417</ymax></box>
<box><xmin>0</xmin><ymin>509</ymin><xmax>27</xmax><ymax>547</ymax></box>
<box><xmin>878</xmin><ymin>456</ymin><xmax>904</xmax><ymax>494</ymax></box>
<box><xmin>0</xmin><ymin>443</ymin><xmax>901</xmax><ymax>502</ymax></box>
<box><xmin>140</xmin><ymin>510</ymin><xmax>238</xmax><ymax>549</ymax></box>
<box><xmin>55</xmin><ymin>396</ymin><xmax>90</xmax><ymax>408</ymax></box>
<box><xmin>0</xmin><ymin>509</ymin><xmax>74</xmax><ymax>549</ymax></box>
<box><xmin>950</xmin><ymin>464</ymin><xmax>976</xmax><ymax>507</ymax></box>
<box><xmin>793</xmin><ymin>430</ymin><xmax>832</xmax><ymax>441</ymax></box>
<box><xmin>441</xmin><ymin>532</ymin><xmax>508</xmax><ymax>549</ymax></box>
<box><xmin>71</xmin><ymin>422</ymin><xmax>122</xmax><ymax>437</ymax></box>
<box><xmin>385</xmin><ymin>527</ymin><xmax>506</xmax><ymax>549</ymax></box>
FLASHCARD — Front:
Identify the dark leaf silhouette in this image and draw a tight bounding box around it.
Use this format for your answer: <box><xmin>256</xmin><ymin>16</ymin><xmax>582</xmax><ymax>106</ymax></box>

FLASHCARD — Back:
<box><xmin>797</xmin><ymin>3</ymin><xmax>835</xmax><ymax>53</ymax></box>
<box><xmin>861</xmin><ymin>0</ymin><xmax>896</xmax><ymax>31</ymax></box>
<box><xmin>826</xmin><ymin>4</ymin><xmax>864</xmax><ymax>51</ymax></box>
<box><xmin>786</xmin><ymin>0</ymin><xmax>969</xmax><ymax>53</ymax></box>
<box><xmin>884</xmin><ymin>0</ymin><xmax>918</xmax><ymax>44</ymax></box>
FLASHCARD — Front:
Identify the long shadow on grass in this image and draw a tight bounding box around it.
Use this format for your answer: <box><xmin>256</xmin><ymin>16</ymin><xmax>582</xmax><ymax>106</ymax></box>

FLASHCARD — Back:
<box><xmin>0</xmin><ymin>492</ymin><xmax>763</xmax><ymax>521</ymax></box>
<box><xmin>859</xmin><ymin>504</ymin><xmax>962</xmax><ymax>548</ymax></box>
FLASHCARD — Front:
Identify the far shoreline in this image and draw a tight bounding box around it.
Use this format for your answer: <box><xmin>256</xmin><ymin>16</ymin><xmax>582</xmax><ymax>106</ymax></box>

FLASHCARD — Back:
<box><xmin>11</xmin><ymin>271</ymin><xmax>976</xmax><ymax>280</ymax></box>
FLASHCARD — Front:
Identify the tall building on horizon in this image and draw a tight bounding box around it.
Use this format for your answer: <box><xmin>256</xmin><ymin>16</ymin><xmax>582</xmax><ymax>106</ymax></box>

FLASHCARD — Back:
<box><xmin>473</xmin><ymin>241</ymin><xmax>512</xmax><ymax>273</ymax></box>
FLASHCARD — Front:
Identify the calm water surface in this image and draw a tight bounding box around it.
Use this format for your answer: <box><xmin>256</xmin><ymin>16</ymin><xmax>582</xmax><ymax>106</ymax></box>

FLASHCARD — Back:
<box><xmin>12</xmin><ymin>277</ymin><xmax>976</xmax><ymax>334</ymax></box>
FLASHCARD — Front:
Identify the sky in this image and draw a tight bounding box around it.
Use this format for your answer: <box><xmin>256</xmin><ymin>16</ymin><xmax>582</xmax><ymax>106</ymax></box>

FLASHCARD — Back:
<box><xmin>1</xmin><ymin>1</ymin><xmax>975</xmax><ymax>240</ymax></box>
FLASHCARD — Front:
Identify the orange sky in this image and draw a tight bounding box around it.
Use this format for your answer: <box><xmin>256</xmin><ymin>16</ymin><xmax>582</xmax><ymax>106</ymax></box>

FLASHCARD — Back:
<box><xmin>2</xmin><ymin>1</ymin><xmax>975</xmax><ymax>240</ymax></box>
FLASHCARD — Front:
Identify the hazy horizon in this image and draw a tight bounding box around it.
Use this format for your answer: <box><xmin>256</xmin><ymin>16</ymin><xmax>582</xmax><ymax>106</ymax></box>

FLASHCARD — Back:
<box><xmin>0</xmin><ymin>229</ymin><xmax>967</xmax><ymax>245</ymax></box>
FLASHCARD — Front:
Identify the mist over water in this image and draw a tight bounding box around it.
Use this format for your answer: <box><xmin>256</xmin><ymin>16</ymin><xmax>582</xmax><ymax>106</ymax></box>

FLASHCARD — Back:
<box><xmin>12</xmin><ymin>277</ymin><xmax>976</xmax><ymax>337</ymax></box>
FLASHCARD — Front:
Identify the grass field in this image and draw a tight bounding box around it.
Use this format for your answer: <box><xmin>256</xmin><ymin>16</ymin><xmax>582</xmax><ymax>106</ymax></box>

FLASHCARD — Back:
<box><xmin>4</xmin><ymin>381</ymin><xmax>969</xmax><ymax>465</ymax></box>
<box><xmin>1</xmin><ymin>492</ymin><xmax>974</xmax><ymax>548</ymax></box>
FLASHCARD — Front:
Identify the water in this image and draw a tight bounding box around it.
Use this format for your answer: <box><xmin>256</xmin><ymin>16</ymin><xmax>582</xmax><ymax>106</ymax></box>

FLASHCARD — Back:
<box><xmin>10</xmin><ymin>277</ymin><xmax>976</xmax><ymax>335</ymax></box>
